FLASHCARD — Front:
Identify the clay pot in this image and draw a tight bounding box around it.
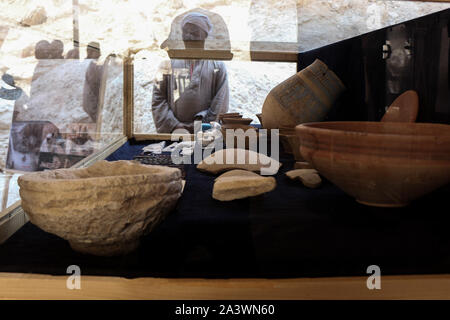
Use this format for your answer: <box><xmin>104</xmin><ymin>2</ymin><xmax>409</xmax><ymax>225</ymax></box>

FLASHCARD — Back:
<box><xmin>296</xmin><ymin>122</ymin><xmax>450</xmax><ymax>207</ymax></box>
<box><xmin>381</xmin><ymin>90</ymin><xmax>419</xmax><ymax>123</ymax></box>
<box><xmin>18</xmin><ymin>160</ymin><xmax>183</xmax><ymax>256</ymax></box>
<box><xmin>261</xmin><ymin>59</ymin><xmax>345</xmax><ymax>129</ymax></box>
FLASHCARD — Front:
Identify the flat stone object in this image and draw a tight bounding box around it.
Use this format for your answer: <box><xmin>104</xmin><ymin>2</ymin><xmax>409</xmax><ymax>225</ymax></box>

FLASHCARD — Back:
<box><xmin>294</xmin><ymin>161</ymin><xmax>314</xmax><ymax>169</ymax></box>
<box><xmin>18</xmin><ymin>160</ymin><xmax>183</xmax><ymax>256</ymax></box>
<box><xmin>197</xmin><ymin>148</ymin><xmax>281</xmax><ymax>175</ymax></box>
<box><xmin>286</xmin><ymin>169</ymin><xmax>322</xmax><ymax>188</ymax></box>
<box><xmin>212</xmin><ymin>170</ymin><xmax>276</xmax><ymax>201</ymax></box>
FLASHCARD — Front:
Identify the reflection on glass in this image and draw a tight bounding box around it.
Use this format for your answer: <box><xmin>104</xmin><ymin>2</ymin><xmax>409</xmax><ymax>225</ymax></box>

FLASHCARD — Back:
<box><xmin>152</xmin><ymin>10</ymin><xmax>230</xmax><ymax>133</ymax></box>
<box><xmin>82</xmin><ymin>42</ymin><xmax>102</xmax><ymax>122</ymax></box>
<box><xmin>0</xmin><ymin>1</ymin><xmax>75</xmax><ymax>211</ymax></box>
<box><xmin>5</xmin><ymin>40</ymin><xmax>100</xmax><ymax>172</ymax></box>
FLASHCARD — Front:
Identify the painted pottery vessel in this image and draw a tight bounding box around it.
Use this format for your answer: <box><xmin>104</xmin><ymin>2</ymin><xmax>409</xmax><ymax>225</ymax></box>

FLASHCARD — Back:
<box><xmin>262</xmin><ymin>59</ymin><xmax>345</xmax><ymax>129</ymax></box>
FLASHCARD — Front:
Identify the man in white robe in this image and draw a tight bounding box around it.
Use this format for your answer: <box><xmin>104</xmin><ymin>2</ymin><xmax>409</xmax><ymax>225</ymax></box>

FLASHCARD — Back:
<box><xmin>152</xmin><ymin>12</ymin><xmax>229</xmax><ymax>133</ymax></box>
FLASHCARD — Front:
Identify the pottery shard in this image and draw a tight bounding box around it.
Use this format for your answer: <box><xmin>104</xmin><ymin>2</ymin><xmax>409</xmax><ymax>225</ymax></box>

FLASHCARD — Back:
<box><xmin>261</xmin><ymin>59</ymin><xmax>345</xmax><ymax>129</ymax></box>
<box><xmin>286</xmin><ymin>169</ymin><xmax>321</xmax><ymax>188</ymax></box>
<box><xmin>197</xmin><ymin>148</ymin><xmax>281</xmax><ymax>175</ymax></box>
<box><xmin>213</xmin><ymin>170</ymin><xmax>276</xmax><ymax>201</ymax></box>
<box><xmin>20</xmin><ymin>6</ymin><xmax>47</xmax><ymax>26</ymax></box>
<box><xmin>18</xmin><ymin>160</ymin><xmax>183</xmax><ymax>256</ymax></box>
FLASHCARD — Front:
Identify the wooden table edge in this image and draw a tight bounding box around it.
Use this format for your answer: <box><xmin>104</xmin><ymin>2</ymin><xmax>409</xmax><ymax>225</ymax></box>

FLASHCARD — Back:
<box><xmin>1</xmin><ymin>272</ymin><xmax>449</xmax><ymax>300</ymax></box>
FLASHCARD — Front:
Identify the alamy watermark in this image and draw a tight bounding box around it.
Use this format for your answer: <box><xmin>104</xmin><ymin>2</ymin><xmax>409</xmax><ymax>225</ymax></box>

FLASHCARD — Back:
<box><xmin>66</xmin><ymin>265</ymin><xmax>81</xmax><ymax>290</ymax></box>
<box><xmin>366</xmin><ymin>265</ymin><xmax>381</xmax><ymax>290</ymax></box>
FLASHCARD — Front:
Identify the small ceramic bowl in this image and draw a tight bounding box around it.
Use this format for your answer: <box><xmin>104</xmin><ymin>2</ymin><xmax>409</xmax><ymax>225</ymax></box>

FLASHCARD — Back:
<box><xmin>222</xmin><ymin>117</ymin><xmax>253</xmax><ymax>125</ymax></box>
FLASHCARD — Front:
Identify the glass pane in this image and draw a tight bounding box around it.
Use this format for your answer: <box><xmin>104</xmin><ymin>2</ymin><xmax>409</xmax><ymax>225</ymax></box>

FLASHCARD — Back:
<box><xmin>130</xmin><ymin>1</ymin><xmax>299</xmax><ymax>134</ymax></box>
<box><xmin>134</xmin><ymin>58</ymin><xmax>296</xmax><ymax>133</ymax></box>
<box><xmin>95</xmin><ymin>54</ymin><xmax>124</xmax><ymax>146</ymax></box>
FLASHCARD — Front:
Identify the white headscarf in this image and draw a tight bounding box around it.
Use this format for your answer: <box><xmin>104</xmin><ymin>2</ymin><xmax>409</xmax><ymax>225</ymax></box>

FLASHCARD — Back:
<box><xmin>181</xmin><ymin>12</ymin><xmax>213</xmax><ymax>35</ymax></box>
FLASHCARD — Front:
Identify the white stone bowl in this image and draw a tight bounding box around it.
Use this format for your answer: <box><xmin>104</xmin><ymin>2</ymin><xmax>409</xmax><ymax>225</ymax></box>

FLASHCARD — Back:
<box><xmin>18</xmin><ymin>160</ymin><xmax>183</xmax><ymax>256</ymax></box>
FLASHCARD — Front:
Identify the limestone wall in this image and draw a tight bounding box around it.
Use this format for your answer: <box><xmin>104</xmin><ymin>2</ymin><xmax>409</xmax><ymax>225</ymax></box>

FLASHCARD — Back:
<box><xmin>0</xmin><ymin>0</ymin><xmax>449</xmax><ymax>208</ymax></box>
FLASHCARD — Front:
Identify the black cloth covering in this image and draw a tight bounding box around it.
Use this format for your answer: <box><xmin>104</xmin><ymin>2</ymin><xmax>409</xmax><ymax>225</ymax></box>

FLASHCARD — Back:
<box><xmin>0</xmin><ymin>139</ymin><xmax>449</xmax><ymax>279</ymax></box>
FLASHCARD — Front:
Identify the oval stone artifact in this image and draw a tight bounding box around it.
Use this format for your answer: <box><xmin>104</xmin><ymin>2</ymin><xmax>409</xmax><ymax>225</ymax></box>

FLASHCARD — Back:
<box><xmin>18</xmin><ymin>160</ymin><xmax>183</xmax><ymax>256</ymax></box>
<box><xmin>197</xmin><ymin>148</ymin><xmax>281</xmax><ymax>175</ymax></box>
<box><xmin>213</xmin><ymin>170</ymin><xmax>276</xmax><ymax>201</ymax></box>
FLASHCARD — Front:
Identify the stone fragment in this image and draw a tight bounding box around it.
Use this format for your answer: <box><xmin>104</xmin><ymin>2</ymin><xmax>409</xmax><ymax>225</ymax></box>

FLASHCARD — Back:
<box><xmin>18</xmin><ymin>160</ymin><xmax>183</xmax><ymax>256</ymax></box>
<box><xmin>286</xmin><ymin>169</ymin><xmax>322</xmax><ymax>188</ymax></box>
<box><xmin>294</xmin><ymin>161</ymin><xmax>314</xmax><ymax>169</ymax></box>
<box><xmin>197</xmin><ymin>148</ymin><xmax>281</xmax><ymax>175</ymax></box>
<box><xmin>212</xmin><ymin>170</ymin><xmax>276</xmax><ymax>201</ymax></box>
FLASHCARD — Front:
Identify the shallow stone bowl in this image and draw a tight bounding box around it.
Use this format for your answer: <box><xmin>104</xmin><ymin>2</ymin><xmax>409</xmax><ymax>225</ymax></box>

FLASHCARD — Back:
<box><xmin>18</xmin><ymin>160</ymin><xmax>183</xmax><ymax>256</ymax></box>
<box><xmin>296</xmin><ymin>122</ymin><xmax>450</xmax><ymax>207</ymax></box>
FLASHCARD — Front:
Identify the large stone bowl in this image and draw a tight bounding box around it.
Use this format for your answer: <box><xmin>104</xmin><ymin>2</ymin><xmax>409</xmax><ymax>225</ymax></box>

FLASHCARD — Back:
<box><xmin>18</xmin><ymin>160</ymin><xmax>183</xmax><ymax>256</ymax></box>
<box><xmin>296</xmin><ymin>122</ymin><xmax>450</xmax><ymax>207</ymax></box>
